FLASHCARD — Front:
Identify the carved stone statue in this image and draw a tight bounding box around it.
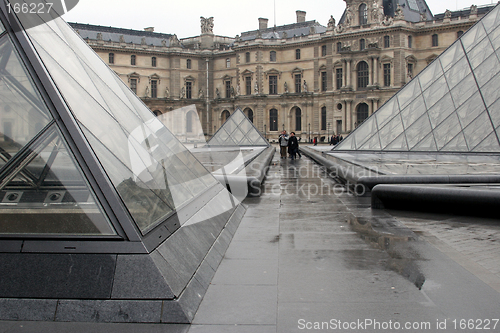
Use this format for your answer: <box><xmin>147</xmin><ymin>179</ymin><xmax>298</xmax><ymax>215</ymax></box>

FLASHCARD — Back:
<box><xmin>420</xmin><ymin>11</ymin><xmax>427</xmax><ymax>22</ymax></box>
<box><xmin>282</xmin><ymin>31</ymin><xmax>288</xmax><ymax>39</ymax></box>
<box><xmin>180</xmin><ymin>86</ymin><xmax>185</xmax><ymax>99</ymax></box>
<box><xmin>327</xmin><ymin>15</ymin><xmax>336</xmax><ymax>29</ymax></box>
<box><xmin>395</xmin><ymin>4</ymin><xmax>405</xmax><ymax>20</ymax></box>
<box><xmin>444</xmin><ymin>9</ymin><xmax>452</xmax><ymax>19</ymax></box>
<box><xmin>335</xmin><ymin>23</ymin><xmax>345</xmax><ymax>34</ymax></box>
<box><xmin>119</xmin><ymin>35</ymin><xmax>125</xmax><ymax>43</ymax></box>
<box><xmin>145</xmin><ymin>86</ymin><xmax>149</xmax><ymax>98</ymax></box>
<box><xmin>164</xmin><ymin>87</ymin><xmax>170</xmax><ymax>98</ymax></box>
<box><xmin>345</xmin><ymin>6</ymin><xmax>353</xmax><ymax>27</ymax></box>
<box><xmin>284</xmin><ymin>82</ymin><xmax>289</xmax><ymax>94</ymax></box>
<box><xmin>470</xmin><ymin>4</ymin><xmax>478</xmax><ymax>15</ymax></box>
<box><xmin>371</xmin><ymin>0</ymin><xmax>381</xmax><ymax>23</ymax></box>
<box><xmin>254</xmin><ymin>82</ymin><xmax>259</xmax><ymax>94</ymax></box>
<box><xmin>216</xmin><ymin>88</ymin><xmax>221</xmax><ymax>99</ymax></box>
<box><xmin>169</xmin><ymin>35</ymin><xmax>180</xmax><ymax>47</ymax></box>
<box><xmin>236</xmin><ymin>84</ymin><xmax>241</xmax><ymax>96</ymax></box>
<box><xmin>200</xmin><ymin>17</ymin><xmax>214</xmax><ymax>34</ymax></box>
<box><xmin>303</xmin><ymin>80</ymin><xmax>308</xmax><ymax>93</ymax></box>
<box><xmin>382</xmin><ymin>16</ymin><xmax>394</xmax><ymax>26</ymax></box>
<box><xmin>198</xmin><ymin>89</ymin><xmax>204</xmax><ymax>99</ymax></box>
<box><xmin>231</xmin><ymin>86</ymin><xmax>235</xmax><ymax>97</ymax></box>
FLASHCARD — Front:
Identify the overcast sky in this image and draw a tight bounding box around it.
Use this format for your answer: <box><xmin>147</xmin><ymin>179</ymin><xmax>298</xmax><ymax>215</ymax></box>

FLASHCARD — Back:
<box><xmin>63</xmin><ymin>0</ymin><xmax>497</xmax><ymax>39</ymax></box>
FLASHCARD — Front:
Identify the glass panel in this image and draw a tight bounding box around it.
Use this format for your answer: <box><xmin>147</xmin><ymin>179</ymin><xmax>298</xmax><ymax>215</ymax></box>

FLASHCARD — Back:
<box><xmin>358</xmin><ymin>133</ymin><xmax>381</xmax><ymax>150</ymax></box>
<box><xmin>418</xmin><ymin>60</ymin><xmax>444</xmax><ymax>92</ymax></box>
<box><xmin>439</xmin><ymin>42</ymin><xmax>465</xmax><ymax>72</ymax></box>
<box><xmin>444</xmin><ymin>56</ymin><xmax>471</xmax><ymax>89</ymax></box>
<box><xmin>375</xmin><ymin>98</ymin><xmax>400</xmax><ymax>129</ymax></box>
<box><xmin>353</xmin><ymin>116</ymin><xmax>377</xmax><ymax>149</ymax></box>
<box><xmin>481</xmin><ymin>5</ymin><xmax>500</xmax><ymax>33</ymax></box>
<box><xmin>0</xmin><ymin>126</ymin><xmax>116</xmax><ymax>235</ymax></box>
<box><xmin>384</xmin><ymin>132</ymin><xmax>408</xmax><ymax>151</ymax></box>
<box><xmin>397</xmin><ymin>79</ymin><xmax>421</xmax><ymax>110</ymax></box>
<box><xmin>232</xmin><ymin>110</ymin><xmax>245</xmax><ymax>125</ymax></box>
<box><xmin>450</xmin><ymin>74</ymin><xmax>478</xmax><ymax>108</ymax></box>
<box><xmin>225</xmin><ymin>118</ymin><xmax>236</xmax><ymax>134</ymax></box>
<box><xmin>488</xmin><ymin>98</ymin><xmax>500</xmax><ymax>129</ymax></box>
<box><xmin>410</xmin><ymin>133</ymin><xmax>437</xmax><ymax>151</ymax></box>
<box><xmin>239</xmin><ymin>119</ymin><xmax>253</xmax><ymax>135</ymax></box>
<box><xmin>335</xmin><ymin>134</ymin><xmax>355</xmax><ymax>150</ymax></box>
<box><xmin>441</xmin><ymin>131</ymin><xmax>468</xmax><ymax>152</ymax></box>
<box><xmin>0</xmin><ymin>35</ymin><xmax>52</xmax><ymax>169</ymax></box>
<box><xmin>217</xmin><ymin>128</ymin><xmax>230</xmax><ymax>143</ymax></box>
<box><xmin>422</xmin><ymin>75</ymin><xmax>448</xmax><ymax>109</ymax></box>
<box><xmin>463</xmin><ymin>111</ymin><xmax>494</xmax><ymax>150</ymax></box>
<box><xmin>481</xmin><ymin>72</ymin><xmax>500</xmax><ymax>107</ymax></box>
<box><xmin>400</xmin><ymin>95</ymin><xmax>426</xmax><ymax>129</ymax></box>
<box><xmin>405</xmin><ymin>115</ymin><xmax>432</xmax><ymax>150</ymax></box>
<box><xmin>472</xmin><ymin>131</ymin><xmax>500</xmax><ymax>152</ymax></box>
<box><xmin>461</xmin><ymin>22</ymin><xmax>487</xmax><ymax>52</ymax></box>
<box><xmin>433</xmin><ymin>112</ymin><xmax>462</xmax><ymax>150</ymax></box>
<box><xmin>474</xmin><ymin>53</ymin><xmax>500</xmax><ymax>87</ymax></box>
<box><xmin>379</xmin><ymin>115</ymin><xmax>404</xmax><ymax>149</ymax></box>
<box><xmin>467</xmin><ymin>36</ymin><xmax>495</xmax><ymax>69</ymax></box>
<box><xmin>232</xmin><ymin>128</ymin><xmax>245</xmax><ymax>144</ymax></box>
<box><xmin>427</xmin><ymin>93</ymin><xmax>455</xmax><ymax>128</ymax></box>
<box><xmin>456</xmin><ymin>93</ymin><xmax>486</xmax><ymax>128</ymax></box>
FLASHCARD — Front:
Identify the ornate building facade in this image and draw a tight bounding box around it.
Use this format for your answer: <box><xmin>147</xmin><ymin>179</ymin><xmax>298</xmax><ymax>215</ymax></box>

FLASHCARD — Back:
<box><xmin>70</xmin><ymin>0</ymin><xmax>494</xmax><ymax>142</ymax></box>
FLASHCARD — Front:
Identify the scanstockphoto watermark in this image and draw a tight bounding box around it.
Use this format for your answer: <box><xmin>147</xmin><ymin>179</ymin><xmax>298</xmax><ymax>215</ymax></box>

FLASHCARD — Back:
<box><xmin>5</xmin><ymin>0</ymin><xmax>79</xmax><ymax>31</ymax></box>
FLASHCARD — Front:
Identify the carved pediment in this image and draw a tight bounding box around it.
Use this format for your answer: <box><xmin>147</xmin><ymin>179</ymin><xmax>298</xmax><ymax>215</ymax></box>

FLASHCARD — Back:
<box><xmin>127</xmin><ymin>72</ymin><xmax>141</xmax><ymax>83</ymax></box>
<box><xmin>241</xmin><ymin>69</ymin><xmax>254</xmax><ymax>78</ymax></box>
<box><xmin>148</xmin><ymin>73</ymin><xmax>161</xmax><ymax>84</ymax></box>
<box><xmin>264</xmin><ymin>68</ymin><xmax>281</xmax><ymax>79</ymax></box>
<box><xmin>184</xmin><ymin>75</ymin><xmax>196</xmax><ymax>82</ymax></box>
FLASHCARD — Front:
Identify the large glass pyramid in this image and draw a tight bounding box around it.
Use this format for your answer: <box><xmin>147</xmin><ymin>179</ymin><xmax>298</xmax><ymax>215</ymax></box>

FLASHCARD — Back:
<box><xmin>0</xmin><ymin>3</ymin><xmax>222</xmax><ymax>237</ymax></box>
<box><xmin>335</xmin><ymin>4</ymin><xmax>500</xmax><ymax>153</ymax></box>
<box><xmin>208</xmin><ymin>108</ymin><xmax>269</xmax><ymax>146</ymax></box>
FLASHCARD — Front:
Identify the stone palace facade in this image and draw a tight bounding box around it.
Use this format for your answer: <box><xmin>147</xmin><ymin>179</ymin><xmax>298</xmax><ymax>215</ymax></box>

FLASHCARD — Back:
<box><xmin>70</xmin><ymin>0</ymin><xmax>494</xmax><ymax>142</ymax></box>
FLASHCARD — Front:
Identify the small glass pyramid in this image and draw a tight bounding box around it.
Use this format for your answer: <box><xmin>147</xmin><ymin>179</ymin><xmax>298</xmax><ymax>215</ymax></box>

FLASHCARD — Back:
<box><xmin>335</xmin><ymin>4</ymin><xmax>500</xmax><ymax>153</ymax></box>
<box><xmin>208</xmin><ymin>108</ymin><xmax>269</xmax><ymax>146</ymax></box>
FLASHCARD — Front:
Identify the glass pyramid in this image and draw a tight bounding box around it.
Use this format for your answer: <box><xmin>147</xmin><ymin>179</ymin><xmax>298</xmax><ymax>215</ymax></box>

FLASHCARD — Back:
<box><xmin>0</xmin><ymin>4</ymin><xmax>222</xmax><ymax>238</ymax></box>
<box><xmin>208</xmin><ymin>108</ymin><xmax>269</xmax><ymax>146</ymax></box>
<box><xmin>335</xmin><ymin>4</ymin><xmax>500</xmax><ymax>153</ymax></box>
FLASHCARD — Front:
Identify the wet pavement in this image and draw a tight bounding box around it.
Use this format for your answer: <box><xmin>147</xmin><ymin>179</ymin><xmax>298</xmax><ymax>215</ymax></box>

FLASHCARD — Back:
<box><xmin>1</xmin><ymin>147</ymin><xmax>500</xmax><ymax>332</ymax></box>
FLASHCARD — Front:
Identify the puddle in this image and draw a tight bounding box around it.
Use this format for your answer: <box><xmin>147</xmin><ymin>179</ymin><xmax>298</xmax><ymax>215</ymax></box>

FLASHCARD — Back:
<box><xmin>347</xmin><ymin>214</ymin><xmax>426</xmax><ymax>290</ymax></box>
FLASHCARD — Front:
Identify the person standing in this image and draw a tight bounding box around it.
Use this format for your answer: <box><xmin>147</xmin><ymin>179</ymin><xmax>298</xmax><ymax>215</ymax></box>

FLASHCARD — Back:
<box><xmin>279</xmin><ymin>130</ymin><xmax>289</xmax><ymax>159</ymax></box>
<box><xmin>288</xmin><ymin>132</ymin><xmax>299</xmax><ymax>160</ymax></box>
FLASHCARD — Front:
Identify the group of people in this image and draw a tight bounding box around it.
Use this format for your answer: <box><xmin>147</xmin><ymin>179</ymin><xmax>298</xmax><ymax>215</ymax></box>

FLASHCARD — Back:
<box><xmin>330</xmin><ymin>134</ymin><xmax>344</xmax><ymax>145</ymax></box>
<box><xmin>279</xmin><ymin>130</ymin><xmax>301</xmax><ymax>160</ymax></box>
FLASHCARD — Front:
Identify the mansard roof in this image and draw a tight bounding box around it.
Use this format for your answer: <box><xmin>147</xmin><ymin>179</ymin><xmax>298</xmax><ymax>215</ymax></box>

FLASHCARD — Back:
<box><xmin>239</xmin><ymin>20</ymin><xmax>326</xmax><ymax>41</ymax></box>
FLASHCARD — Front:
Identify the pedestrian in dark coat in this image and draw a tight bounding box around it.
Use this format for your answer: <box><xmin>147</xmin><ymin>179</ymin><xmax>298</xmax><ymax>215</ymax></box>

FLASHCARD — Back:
<box><xmin>288</xmin><ymin>132</ymin><xmax>299</xmax><ymax>160</ymax></box>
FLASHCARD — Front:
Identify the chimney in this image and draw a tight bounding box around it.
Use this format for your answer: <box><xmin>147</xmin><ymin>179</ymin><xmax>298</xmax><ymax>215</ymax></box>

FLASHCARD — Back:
<box><xmin>296</xmin><ymin>10</ymin><xmax>306</xmax><ymax>23</ymax></box>
<box><xmin>144</xmin><ymin>27</ymin><xmax>154</xmax><ymax>32</ymax></box>
<box><xmin>259</xmin><ymin>18</ymin><xmax>269</xmax><ymax>30</ymax></box>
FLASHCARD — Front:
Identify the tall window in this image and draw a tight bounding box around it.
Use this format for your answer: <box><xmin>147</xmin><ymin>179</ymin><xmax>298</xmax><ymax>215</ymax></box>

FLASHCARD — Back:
<box><xmin>131</xmin><ymin>55</ymin><xmax>136</xmax><ymax>66</ymax></box>
<box><xmin>222</xmin><ymin>110</ymin><xmax>230</xmax><ymax>122</ymax></box>
<box><xmin>408</xmin><ymin>35</ymin><xmax>413</xmax><ymax>48</ymax></box>
<box><xmin>384</xmin><ymin>35</ymin><xmax>390</xmax><ymax>48</ymax></box>
<box><xmin>383</xmin><ymin>63</ymin><xmax>391</xmax><ymax>87</ymax></box>
<box><xmin>295</xmin><ymin>74</ymin><xmax>302</xmax><ymax>93</ymax></box>
<box><xmin>187</xmin><ymin>59</ymin><xmax>192</xmax><ymax>69</ymax></box>
<box><xmin>407</xmin><ymin>63</ymin><xmax>414</xmax><ymax>78</ymax></box>
<box><xmin>270</xmin><ymin>51</ymin><xmax>277</xmax><ymax>62</ymax></box>
<box><xmin>360</xmin><ymin>39</ymin><xmax>366</xmax><ymax>51</ymax></box>
<box><xmin>109</xmin><ymin>53</ymin><xmax>114</xmax><ymax>64</ymax></box>
<box><xmin>246</xmin><ymin>109</ymin><xmax>254</xmax><ymax>123</ymax></box>
<box><xmin>269</xmin><ymin>75</ymin><xmax>278</xmax><ymax>95</ymax></box>
<box><xmin>295</xmin><ymin>108</ymin><xmax>302</xmax><ymax>131</ymax></box>
<box><xmin>357</xmin><ymin>61</ymin><xmax>369</xmax><ymax>88</ymax></box>
<box><xmin>186</xmin><ymin>81</ymin><xmax>192</xmax><ymax>99</ymax></box>
<box><xmin>336</xmin><ymin>68</ymin><xmax>343</xmax><ymax>89</ymax></box>
<box><xmin>225</xmin><ymin>81</ymin><xmax>231</xmax><ymax>98</ymax></box>
<box><xmin>130</xmin><ymin>78</ymin><xmax>137</xmax><ymax>94</ymax></box>
<box><xmin>270</xmin><ymin>109</ymin><xmax>278</xmax><ymax>131</ymax></box>
<box><xmin>295</xmin><ymin>49</ymin><xmax>301</xmax><ymax>60</ymax></box>
<box><xmin>337</xmin><ymin>42</ymin><xmax>342</xmax><ymax>53</ymax></box>
<box><xmin>359</xmin><ymin>3</ymin><xmax>368</xmax><ymax>25</ymax></box>
<box><xmin>321</xmin><ymin>107</ymin><xmax>327</xmax><ymax>131</ymax></box>
<box><xmin>321</xmin><ymin>72</ymin><xmax>327</xmax><ymax>92</ymax></box>
<box><xmin>152</xmin><ymin>57</ymin><xmax>157</xmax><ymax>67</ymax></box>
<box><xmin>245</xmin><ymin>76</ymin><xmax>252</xmax><ymax>95</ymax></box>
<box><xmin>226</xmin><ymin>58</ymin><xmax>231</xmax><ymax>68</ymax></box>
<box><xmin>245</xmin><ymin>52</ymin><xmax>251</xmax><ymax>63</ymax></box>
<box><xmin>151</xmin><ymin>80</ymin><xmax>157</xmax><ymax>98</ymax></box>
<box><xmin>357</xmin><ymin>103</ymin><xmax>369</xmax><ymax>124</ymax></box>
<box><xmin>321</xmin><ymin>45</ymin><xmax>327</xmax><ymax>57</ymax></box>
<box><xmin>432</xmin><ymin>34</ymin><xmax>439</xmax><ymax>47</ymax></box>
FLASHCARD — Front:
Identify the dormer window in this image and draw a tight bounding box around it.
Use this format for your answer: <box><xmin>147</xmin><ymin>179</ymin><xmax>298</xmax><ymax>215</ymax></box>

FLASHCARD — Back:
<box><xmin>359</xmin><ymin>4</ymin><xmax>368</xmax><ymax>25</ymax></box>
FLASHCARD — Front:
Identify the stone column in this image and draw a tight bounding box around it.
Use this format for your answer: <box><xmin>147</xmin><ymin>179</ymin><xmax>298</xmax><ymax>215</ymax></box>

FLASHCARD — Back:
<box><xmin>368</xmin><ymin>57</ymin><xmax>373</xmax><ymax>86</ymax></box>
<box><xmin>346</xmin><ymin>60</ymin><xmax>351</xmax><ymax>88</ymax></box>
<box><xmin>373</xmin><ymin>57</ymin><xmax>379</xmax><ymax>86</ymax></box>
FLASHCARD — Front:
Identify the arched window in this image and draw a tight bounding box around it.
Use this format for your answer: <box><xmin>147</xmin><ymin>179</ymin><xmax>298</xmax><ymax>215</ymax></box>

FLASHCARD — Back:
<box><xmin>356</xmin><ymin>103</ymin><xmax>369</xmax><ymax>124</ymax></box>
<box><xmin>270</xmin><ymin>109</ymin><xmax>278</xmax><ymax>131</ymax></box>
<box><xmin>360</xmin><ymin>39</ymin><xmax>366</xmax><ymax>51</ymax></box>
<box><xmin>222</xmin><ymin>110</ymin><xmax>231</xmax><ymax>123</ymax></box>
<box><xmin>108</xmin><ymin>53</ymin><xmax>114</xmax><ymax>64</ymax></box>
<box><xmin>359</xmin><ymin>3</ymin><xmax>368</xmax><ymax>25</ymax></box>
<box><xmin>321</xmin><ymin>107</ymin><xmax>327</xmax><ymax>131</ymax></box>
<box><xmin>245</xmin><ymin>109</ymin><xmax>254</xmax><ymax>123</ymax></box>
<box><xmin>131</xmin><ymin>55</ymin><xmax>136</xmax><ymax>66</ymax></box>
<box><xmin>270</xmin><ymin>51</ymin><xmax>277</xmax><ymax>62</ymax></box>
<box><xmin>295</xmin><ymin>108</ymin><xmax>302</xmax><ymax>131</ymax></box>
<box><xmin>357</xmin><ymin>61</ymin><xmax>369</xmax><ymax>88</ymax></box>
<box><xmin>187</xmin><ymin>59</ymin><xmax>192</xmax><ymax>69</ymax></box>
<box><xmin>151</xmin><ymin>57</ymin><xmax>157</xmax><ymax>67</ymax></box>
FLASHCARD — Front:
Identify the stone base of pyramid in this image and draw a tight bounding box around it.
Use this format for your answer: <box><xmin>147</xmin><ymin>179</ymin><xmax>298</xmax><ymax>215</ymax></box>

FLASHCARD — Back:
<box><xmin>0</xmin><ymin>200</ymin><xmax>246</xmax><ymax>324</ymax></box>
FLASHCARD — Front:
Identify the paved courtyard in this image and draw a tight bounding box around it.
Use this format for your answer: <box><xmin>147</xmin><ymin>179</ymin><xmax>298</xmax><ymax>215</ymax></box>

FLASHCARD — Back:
<box><xmin>1</xmin><ymin>148</ymin><xmax>500</xmax><ymax>332</ymax></box>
